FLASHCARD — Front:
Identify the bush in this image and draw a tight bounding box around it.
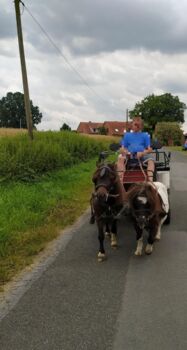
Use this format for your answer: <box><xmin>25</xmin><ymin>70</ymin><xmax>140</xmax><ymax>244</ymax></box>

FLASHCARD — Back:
<box><xmin>154</xmin><ymin>122</ymin><xmax>183</xmax><ymax>146</ymax></box>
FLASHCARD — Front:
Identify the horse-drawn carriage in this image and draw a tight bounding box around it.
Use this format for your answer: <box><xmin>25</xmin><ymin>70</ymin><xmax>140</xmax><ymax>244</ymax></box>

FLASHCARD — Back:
<box><xmin>91</xmin><ymin>142</ymin><xmax>171</xmax><ymax>261</ymax></box>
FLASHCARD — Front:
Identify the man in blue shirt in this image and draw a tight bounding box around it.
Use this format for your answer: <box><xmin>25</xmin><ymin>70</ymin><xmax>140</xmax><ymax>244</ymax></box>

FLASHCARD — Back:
<box><xmin>117</xmin><ymin>116</ymin><xmax>154</xmax><ymax>182</ymax></box>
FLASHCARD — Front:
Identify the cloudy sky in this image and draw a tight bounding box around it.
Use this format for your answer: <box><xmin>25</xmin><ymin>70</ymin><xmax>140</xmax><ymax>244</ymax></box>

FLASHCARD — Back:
<box><xmin>1</xmin><ymin>0</ymin><xmax>187</xmax><ymax>131</ymax></box>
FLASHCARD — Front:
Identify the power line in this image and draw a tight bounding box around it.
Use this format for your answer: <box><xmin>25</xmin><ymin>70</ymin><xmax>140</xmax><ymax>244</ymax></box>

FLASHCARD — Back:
<box><xmin>20</xmin><ymin>0</ymin><xmax>125</xmax><ymax>115</ymax></box>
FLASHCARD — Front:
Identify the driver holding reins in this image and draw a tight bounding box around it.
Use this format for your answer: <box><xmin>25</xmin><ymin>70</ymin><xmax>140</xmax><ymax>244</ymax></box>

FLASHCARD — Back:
<box><xmin>117</xmin><ymin>116</ymin><xmax>155</xmax><ymax>183</ymax></box>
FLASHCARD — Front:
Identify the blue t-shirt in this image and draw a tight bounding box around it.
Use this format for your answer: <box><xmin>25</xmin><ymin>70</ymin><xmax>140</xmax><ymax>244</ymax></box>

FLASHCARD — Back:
<box><xmin>120</xmin><ymin>132</ymin><xmax>150</xmax><ymax>153</ymax></box>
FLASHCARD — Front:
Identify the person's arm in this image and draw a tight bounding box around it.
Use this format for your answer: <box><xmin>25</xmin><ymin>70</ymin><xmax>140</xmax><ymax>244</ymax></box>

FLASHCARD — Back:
<box><xmin>144</xmin><ymin>145</ymin><xmax>152</xmax><ymax>154</ymax></box>
<box><xmin>119</xmin><ymin>145</ymin><xmax>129</xmax><ymax>155</ymax></box>
<box><xmin>144</xmin><ymin>133</ymin><xmax>152</xmax><ymax>153</ymax></box>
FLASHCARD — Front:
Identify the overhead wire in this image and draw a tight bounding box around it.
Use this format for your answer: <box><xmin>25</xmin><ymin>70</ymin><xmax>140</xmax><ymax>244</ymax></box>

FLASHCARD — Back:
<box><xmin>19</xmin><ymin>0</ymin><xmax>125</xmax><ymax>115</ymax></box>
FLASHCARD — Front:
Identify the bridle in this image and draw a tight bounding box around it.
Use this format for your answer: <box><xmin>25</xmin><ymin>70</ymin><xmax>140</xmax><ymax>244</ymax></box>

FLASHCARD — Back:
<box><xmin>132</xmin><ymin>207</ymin><xmax>155</xmax><ymax>225</ymax></box>
<box><xmin>93</xmin><ymin>165</ymin><xmax>119</xmax><ymax>201</ymax></box>
<box><xmin>130</xmin><ymin>184</ymin><xmax>157</xmax><ymax>227</ymax></box>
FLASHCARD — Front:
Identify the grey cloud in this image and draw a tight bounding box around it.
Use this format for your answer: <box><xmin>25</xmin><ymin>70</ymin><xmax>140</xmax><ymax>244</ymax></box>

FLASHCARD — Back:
<box><xmin>2</xmin><ymin>0</ymin><xmax>187</xmax><ymax>132</ymax></box>
<box><xmin>0</xmin><ymin>10</ymin><xmax>16</xmax><ymax>39</ymax></box>
<box><xmin>20</xmin><ymin>0</ymin><xmax>187</xmax><ymax>56</ymax></box>
<box><xmin>159</xmin><ymin>80</ymin><xmax>187</xmax><ymax>94</ymax></box>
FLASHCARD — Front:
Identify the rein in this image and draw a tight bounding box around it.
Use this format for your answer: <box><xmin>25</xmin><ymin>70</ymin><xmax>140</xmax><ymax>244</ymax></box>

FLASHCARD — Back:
<box><xmin>122</xmin><ymin>156</ymin><xmax>148</xmax><ymax>182</ymax></box>
<box><xmin>137</xmin><ymin>158</ymin><xmax>147</xmax><ymax>181</ymax></box>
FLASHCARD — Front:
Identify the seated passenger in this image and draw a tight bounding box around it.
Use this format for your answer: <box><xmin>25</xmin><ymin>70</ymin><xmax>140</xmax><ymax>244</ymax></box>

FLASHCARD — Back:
<box><xmin>117</xmin><ymin>116</ymin><xmax>154</xmax><ymax>182</ymax></box>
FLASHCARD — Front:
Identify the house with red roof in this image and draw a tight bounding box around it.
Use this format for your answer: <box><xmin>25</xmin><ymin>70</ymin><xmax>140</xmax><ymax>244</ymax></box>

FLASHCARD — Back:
<box><xmin>77</xmin><ymin>121</ymin><xmax>132</xmax><ymax>136</ymax></box>
<box><xmin>103</xmin><ymin>121</ymin><xmax>132</xmax><ymax>136</ymax></box>
<box><xmin>77</xmin><ymin>121</ymin><xmax>103</xmax><ymax>134</ymax></box>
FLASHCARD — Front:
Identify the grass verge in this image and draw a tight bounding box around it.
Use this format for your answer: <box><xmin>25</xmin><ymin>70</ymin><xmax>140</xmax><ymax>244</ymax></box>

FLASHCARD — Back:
<box><xmin>167</xmin><ymin>146</ymin><xmax>187</xmax><ymax>154</ymax></box>
<box><xmin>0</xmin><ymin>158</ymin><xmax>100</xmax><ymax>287</ymax></box>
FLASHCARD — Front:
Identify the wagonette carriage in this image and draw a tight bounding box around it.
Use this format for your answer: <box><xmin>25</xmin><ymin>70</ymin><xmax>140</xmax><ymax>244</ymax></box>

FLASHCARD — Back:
<box><xmin>91</xmin><ymin>142</ymin><xmax>171</xmax><ymax>260</ymax></box>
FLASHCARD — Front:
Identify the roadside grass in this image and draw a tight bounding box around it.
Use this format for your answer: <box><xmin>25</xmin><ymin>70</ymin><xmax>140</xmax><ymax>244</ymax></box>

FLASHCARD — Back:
<box><xmin>0</xmin><ymin>158</ymin><xmax>103</xmax><ymax>287</ymax></box>
<box><xmin>167</xmin><ymin>145</ymin><xmax>187</xmax><ymax>154</ymax></box>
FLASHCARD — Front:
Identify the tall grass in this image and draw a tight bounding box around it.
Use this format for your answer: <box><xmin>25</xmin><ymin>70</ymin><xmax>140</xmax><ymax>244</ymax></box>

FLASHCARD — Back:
<box><xmin>0</xmin><ymin>128</ymin><xmax>27</xmax><ymax>136</ymax></box>
<box><xmin>0</xmin><ymin>131</ymin><xmax>114</xmax><ymax>181</ymax></box>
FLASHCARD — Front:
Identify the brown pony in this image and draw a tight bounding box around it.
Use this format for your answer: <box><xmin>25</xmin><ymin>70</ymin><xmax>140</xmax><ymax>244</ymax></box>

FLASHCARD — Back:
<box><xmin>127</xmin><ymin>182</ymin><xmax>168</xmax><ymax>255</ymax></box>
<box><xmin>91</xmin><ymin>163</ymin><xmax>126</xmax><ymax>262</ymax></box>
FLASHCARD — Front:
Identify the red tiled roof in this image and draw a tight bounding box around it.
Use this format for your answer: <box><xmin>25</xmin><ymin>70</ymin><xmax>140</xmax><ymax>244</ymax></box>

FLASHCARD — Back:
<box><xmin>77</xmin><ymin>122</ymin><xmax>103</xmax><ymax>134</ymax></box>
<box><xmin>103</xmin><ymin>121</ymin><xmax>132</xmax><ymax>136</ymax></box>
<box><xmin>77</xmin><ymin>120</ymin><xmax>132</xmax><ymax>135</ymax></box>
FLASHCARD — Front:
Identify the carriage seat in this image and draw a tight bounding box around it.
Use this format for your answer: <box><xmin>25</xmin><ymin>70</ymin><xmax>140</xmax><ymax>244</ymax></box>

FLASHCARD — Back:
<box><xmin>124</xmin><ymin>158</ymin><xmax>148</xmax><ymax>183</ymax></box>
<box><xmin>123</xmin><ymin>169</ymin><xmax>148</xmax><ymax>183</ymax></box>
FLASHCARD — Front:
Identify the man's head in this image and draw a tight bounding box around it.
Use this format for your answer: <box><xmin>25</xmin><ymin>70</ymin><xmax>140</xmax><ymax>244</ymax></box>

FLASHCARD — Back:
<box><xmin>132</xmin><ymin>116</ymin><xmax>143</xmax><ymax>132</ymax></box>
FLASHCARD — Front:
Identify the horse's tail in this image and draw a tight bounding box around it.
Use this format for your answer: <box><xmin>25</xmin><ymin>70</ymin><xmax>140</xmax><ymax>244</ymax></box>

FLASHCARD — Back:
<box><xmin>89</xmin><ymin>195</ymin><xmax>95</xmax><ymax>224</ymax></box>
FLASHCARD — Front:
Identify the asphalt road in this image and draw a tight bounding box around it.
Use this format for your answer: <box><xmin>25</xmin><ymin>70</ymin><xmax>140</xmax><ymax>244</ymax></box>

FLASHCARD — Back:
<box><xmin>0</xmin><ymin>151</ymin><xmax>187</xmax><ymax>350</ymax></box>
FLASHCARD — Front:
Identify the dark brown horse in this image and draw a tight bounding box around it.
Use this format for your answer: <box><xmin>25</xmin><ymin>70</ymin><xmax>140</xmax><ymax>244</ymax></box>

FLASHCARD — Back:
<box><xmin>127</xmin><ymin>181</ymin><xmax>169</xmax><ymax>255</ymax></box>
<box><xmin>91</xmin><ymin>163</ymin><xmax>126</xmax><ymax>262</ymax></box>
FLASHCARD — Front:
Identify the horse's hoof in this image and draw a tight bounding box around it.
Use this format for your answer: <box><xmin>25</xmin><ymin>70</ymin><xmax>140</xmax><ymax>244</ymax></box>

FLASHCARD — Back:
<box><xmin>111</xmin><ymin>241</ymin><xmax>118</xmax><ymax>248</ymax></box>
<box><xmin>145</xmin><ymin>244</ymin><xmax>153</xmax><ymax>255</ymax></box>
<box><xmin>111</xmin><ymin>234</ymin><xmax>118</xmax><ymax>248</ymax></box>
<box><xmin>134</xmin><ymin>249</ymin><xmax>142</xmax><ymax>256</ymax></box>
<box><xmin>155</xmin><ymin>233</ymin><xmax>161</xmax><ymax>241</ymax></box>
<box><xmin>97</xmin><ymin>252</ymin><xmax>107</xmax><ymax>262</ymax></box>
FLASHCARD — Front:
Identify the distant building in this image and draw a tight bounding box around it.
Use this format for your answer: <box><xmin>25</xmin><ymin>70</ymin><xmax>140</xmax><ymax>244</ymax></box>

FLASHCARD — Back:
<box><xmin>103</xmin><ymin>121</ymin><xmax>132</xmax><ymax>136</ymax></box>
<box><xmin>77</xmin><ymin>121</ymin><xmax>132</xmax><ymax>136</ymax></box>
<box><xmin>77</xmin><ymin>122</ymin><xmax>103</xmax><ymax>134</ymax></box>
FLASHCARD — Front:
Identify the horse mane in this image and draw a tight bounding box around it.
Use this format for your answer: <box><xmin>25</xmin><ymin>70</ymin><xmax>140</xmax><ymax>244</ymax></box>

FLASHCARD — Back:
<box><xmin>92</xmin><ymin>162</ymin><xmax>117</xmax><ymax>183</ymax></box>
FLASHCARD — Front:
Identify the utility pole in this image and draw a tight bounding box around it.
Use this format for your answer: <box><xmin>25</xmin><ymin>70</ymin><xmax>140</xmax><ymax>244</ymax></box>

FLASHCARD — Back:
<box><xmin>14</xmin><ymin>0</ymin><xmax>33</xmax><ymax>140</ymax></box>
<box><xmin>126</xmin><ymin>108</ymin><xmax>129</xmax><ymax>131</ymax></box>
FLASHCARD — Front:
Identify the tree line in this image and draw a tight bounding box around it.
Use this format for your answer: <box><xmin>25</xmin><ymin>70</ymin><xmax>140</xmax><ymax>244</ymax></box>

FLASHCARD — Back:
<box><xmin>0</xmin><ymin>91</ymin><xmax>186</xmax><ymax>145</ymax></box>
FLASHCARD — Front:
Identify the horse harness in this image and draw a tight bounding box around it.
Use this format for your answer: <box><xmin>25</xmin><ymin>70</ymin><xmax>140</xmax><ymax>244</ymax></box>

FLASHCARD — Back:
<box><xmin>92</xmin><ymin>165</ymin><xmax>120</xmax><ymax>220</ymax></box>
<box><xmin>130</xmin><ymin>182</ymin><xmax>160</xmax><ymax>227</ymax></box>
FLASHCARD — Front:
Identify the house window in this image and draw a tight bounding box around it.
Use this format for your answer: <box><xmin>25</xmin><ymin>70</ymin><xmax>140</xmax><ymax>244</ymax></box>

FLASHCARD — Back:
<box><xmin>90</xmin><ymin>127</ymin><xmax>98</xmax><ymax>133</ymax></box>
<box><xmin>93</xmin><ymin>128</ymin><xmax>99</xmax><ymax>133</ymax></box>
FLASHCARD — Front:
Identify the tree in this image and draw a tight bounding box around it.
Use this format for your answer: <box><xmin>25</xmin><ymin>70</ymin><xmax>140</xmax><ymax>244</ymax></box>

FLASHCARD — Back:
<box><xmin>130</xmin><ymin>93</ymin><xmax>186</xmax><ymax>131</ymax></box>
<box><xmin>60</xmin><ymin>123</ymin><xmax>71</xmax><ymax>131</ymax></box>
<box><xmin>154</xmin><ymin>122</ymin><xmax>183</xmax><ymax>146</ymax></box>
<box><xmin>0</xmin><ymin>92</ymin><xmax>42</xmax><ymax>128</ymax></box>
